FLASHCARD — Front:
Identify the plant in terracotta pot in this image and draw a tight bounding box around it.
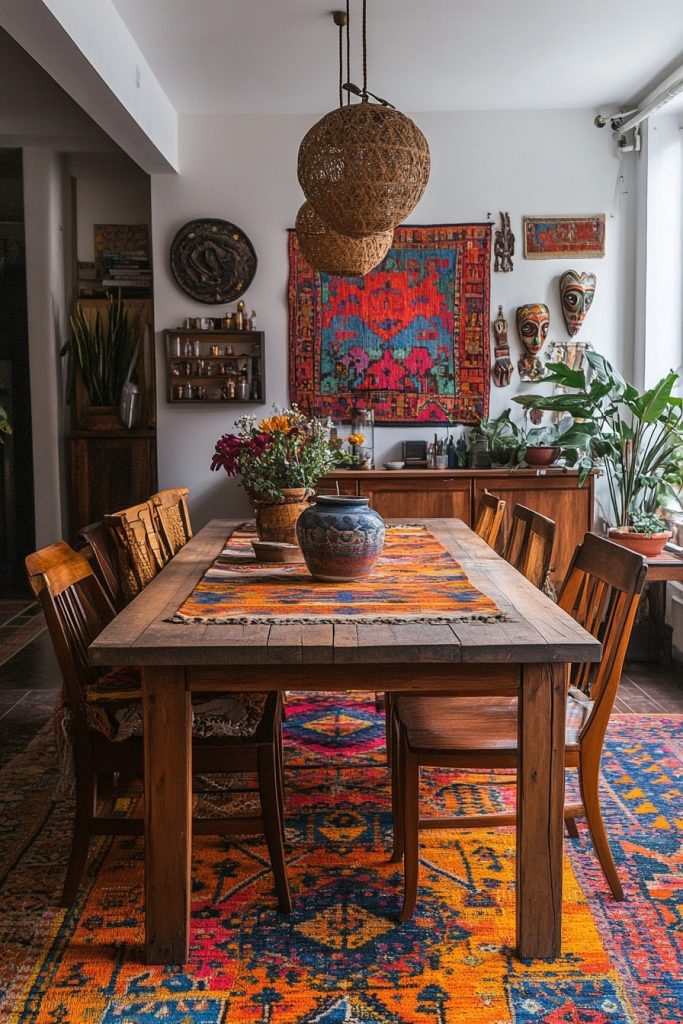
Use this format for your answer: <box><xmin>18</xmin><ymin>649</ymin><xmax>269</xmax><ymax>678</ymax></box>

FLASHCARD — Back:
<box><xmin>608</xmin><ymin>510</ymin><xmax>672</xmax><ymax>557</ymax></box>
<box><xmin>520</xmin><ymin>418</ymin><xmax>592</xmax><ymax>466</ymax></box>
<box><xmin>210</xmin><ymin>407</ymin><xmax>346</xmax><ymax>544</ymax></box>
<box><xmin>62</xmin><ymin>296</ymin><xmax>142</xmax><ymax>430</ymax></box>
<box><xmin>470</xmin><ymin>410</ymin><xmax>524</xmax><ymax>468</ymax></box>
<box><xmin>513</xmin><ymin>351</ymin><xmax>683</xmax><ymax>554</ymax></box>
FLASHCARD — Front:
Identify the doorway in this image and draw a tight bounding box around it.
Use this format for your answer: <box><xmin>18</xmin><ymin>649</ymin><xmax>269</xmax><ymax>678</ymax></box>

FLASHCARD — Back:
<box><xmin>0</xmin><ymin>149</ymin><xmax>34</xmax><ymax>594</ymax></box>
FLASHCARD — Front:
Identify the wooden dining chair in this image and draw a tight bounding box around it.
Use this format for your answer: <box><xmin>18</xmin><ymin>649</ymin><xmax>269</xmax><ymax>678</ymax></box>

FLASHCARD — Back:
<box><xmin>25</xmin><ymin>541</ymin><xmax>291</xmax><ymax>913</ymax></box>
<box><xmin>104</xmin><ymin>501</ymin><xmax>170</xmax><ymax>601</ymax></box>
<box><xmin>390</xmin><ymin>533</ymin><xmax>646</xmax><ymax>921</ymax></box>
<box><xmin>474</xmin><ymin>490</ymin><xmax>506</xmax><ymax>549</ymax></box>
<box><xmin>503</xmin><ymin>503</ymin><xmax>555</xmax><ymax>590</ymax></box>
<box><xmin>150</xmin><ymin>486</ymin><xmax>193</xmax><ymax>557</ymax></box>
<box><xmin>75</xmin><ymin>521</ymin><xmax>126</xmax><ymax>612</ymax></box>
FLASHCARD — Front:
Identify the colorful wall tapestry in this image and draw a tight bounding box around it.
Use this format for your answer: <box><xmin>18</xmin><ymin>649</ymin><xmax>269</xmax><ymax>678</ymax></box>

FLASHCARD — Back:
<box><xmin>523</xmin><ymin>215</ymin><xmax>606</xmax><ymax>259</ymax></box>
<box><xmin>288</xmin><ymin>223</ymin><xmax>492</xmax><ymax>424</ymax></box>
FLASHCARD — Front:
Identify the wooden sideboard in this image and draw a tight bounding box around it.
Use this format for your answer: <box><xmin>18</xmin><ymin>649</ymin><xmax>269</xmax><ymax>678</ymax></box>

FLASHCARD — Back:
<box><xmin>319</xmin><ymin>469</ymin><xmax>595</xmax><ymax>586</ymax></box>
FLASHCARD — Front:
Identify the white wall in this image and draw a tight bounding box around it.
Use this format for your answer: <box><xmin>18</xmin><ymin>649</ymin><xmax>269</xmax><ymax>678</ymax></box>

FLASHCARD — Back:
<box><xmin>68</xmin><ymin>153</ymin><xmax>151</xmax><ymax>263</ymax></box>
<box><xmin>22</xmin><ymin>146</ymin><xmax>70</xmax><ymax>546</ymax></box>
<box><xmin>151</xmin><ymin>109</ymin><xmax>634</xmax><ymax>527</ymax></box>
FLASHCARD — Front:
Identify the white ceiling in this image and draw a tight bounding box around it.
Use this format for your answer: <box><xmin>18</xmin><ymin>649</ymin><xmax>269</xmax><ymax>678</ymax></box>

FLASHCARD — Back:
<box><xmin>112</xmin><ymin>0</ymin><xmax>683</xmax><ymax>115</ymax></box>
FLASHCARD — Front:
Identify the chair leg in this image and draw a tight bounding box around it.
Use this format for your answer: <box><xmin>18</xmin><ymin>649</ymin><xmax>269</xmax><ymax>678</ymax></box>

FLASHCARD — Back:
<box><xmin>257</xmin><ymin>744</ymin><xmax>292</xmax><ymax>914</ymax></box>
<box><xmin>565</xmin><ymin>817</ymin><xmax>580</xmax><ymax>839</ymax></box>
<box><xmin>390</xmin><ymin>704</ymin><xmax>404</xmax><ymax>863</ymax></box>
<box><xmin>61</xmin><ymin>758</ymin><xmax>97</xmax><ymax>907</ymax></box>
<box><xmin>579</xmin><ymin>755</ymin><xmax>624</xmax><ymax>900</ymax></box>
<box><xmin>398</xmin><ymin>738</ymin><xmax>419</xmax><ymax>922</ymax></box>
<box><xmin>274</xmin><ymin>718</ymin><xmax>287</xmax><ymax>843</ymax></box>
<box><xmin>385</xmin><ymin>692</ymin><xmax>394</xmax><ymax>768</ymax></box>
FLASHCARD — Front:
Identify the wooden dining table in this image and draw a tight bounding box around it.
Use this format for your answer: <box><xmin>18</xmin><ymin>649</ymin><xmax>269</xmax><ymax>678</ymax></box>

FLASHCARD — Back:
<box><xmin>89</xmin><ymin>517</ymin><xmax>601</xmax><ymax>965</ymax></box>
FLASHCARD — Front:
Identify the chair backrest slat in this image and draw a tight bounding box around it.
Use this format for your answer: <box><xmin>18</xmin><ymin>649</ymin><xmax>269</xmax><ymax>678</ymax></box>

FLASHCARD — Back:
<box><xmin>150</xmin><ymin>486</ymin><xmax>192</xmax><ymax>557</ymax></box>
<box><xmin>474</xmin><ymin>490</ymin><xmax>506</xmax><ymax>549</ymax></box>
<box><xmin>25</xmin><ymin>542</ymin><xmax>115</xmax><ymax>709</ymax></box>
<box><xmin>558</xmin><ymin>532</ymin><xmax>646</xmax><ymax>745</ymax></box>
<box><xmin>503</xmin><ymin>503</ymin><xmax>555</xmax><ymax>591</ymax></box>
<box><xmin>75</xmin><ymin>521</ymin><xmax>125</xmax><ymax>611</ymax></box>
<box><xmin>104</xmin><ymin>500</ymin><xmax>169</xmax><ymax>601</ymax></box>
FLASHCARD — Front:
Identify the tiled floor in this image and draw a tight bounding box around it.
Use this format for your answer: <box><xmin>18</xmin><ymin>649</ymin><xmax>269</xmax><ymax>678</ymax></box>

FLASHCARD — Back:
<box><xmin>0</xmin><ymin>601</ymin><xmax>680</xmax><ymax>755</ymax></box>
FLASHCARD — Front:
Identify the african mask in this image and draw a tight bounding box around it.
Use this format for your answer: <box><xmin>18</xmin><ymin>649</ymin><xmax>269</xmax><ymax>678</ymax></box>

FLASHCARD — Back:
<box><xmin>516</xmin><ymin>303</ymin><xmax>549</xmax><ymax>354</ymax></box>
<box><xmin>559</xmin><ymin>270</ymin><xmax>596</xmax><ymax>337</ymax></box>
<box><xmin>516</xmin><ymin>303</ymin><xmax>549</xmax><ymax>382</ymax></box>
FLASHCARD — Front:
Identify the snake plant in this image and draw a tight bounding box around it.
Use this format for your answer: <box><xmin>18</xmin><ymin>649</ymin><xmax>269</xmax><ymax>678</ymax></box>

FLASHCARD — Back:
<box><xmin>63</xmin><ymin>297</ymin><xmax>141</xmax><ymax>407</ymax></box>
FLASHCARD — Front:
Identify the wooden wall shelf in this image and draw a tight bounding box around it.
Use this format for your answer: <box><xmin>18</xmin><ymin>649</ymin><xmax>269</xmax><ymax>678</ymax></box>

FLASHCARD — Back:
<box><xmin>163</xmin><ymin>329</ymin><xmax>265</xmax><ymax>404</ymax></box>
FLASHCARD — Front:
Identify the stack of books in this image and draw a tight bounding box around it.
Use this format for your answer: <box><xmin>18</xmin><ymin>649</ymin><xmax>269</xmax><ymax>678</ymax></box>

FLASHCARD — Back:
<box><xmin>101</xmin><ymin>250</ymin><xmax>151</xmax><ymax>293</ymax></box>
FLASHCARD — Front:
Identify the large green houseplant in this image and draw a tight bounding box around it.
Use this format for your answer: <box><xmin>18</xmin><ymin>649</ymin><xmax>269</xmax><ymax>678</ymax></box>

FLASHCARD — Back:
<box><xmin>62</xmin><ymin>296</ymin><xmax>142</xmax><ymax>428</ymax></box>
<box><xmin>513</xmin><ymin>352</ymin><xmax>683</xmax><ymax>551</ymax></box>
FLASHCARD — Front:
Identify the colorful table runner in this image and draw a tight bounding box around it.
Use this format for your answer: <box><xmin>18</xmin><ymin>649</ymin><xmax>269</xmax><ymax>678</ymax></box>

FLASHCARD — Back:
<box><xmin>170</xmin><ymin>526</ymin><xmax>504</xmax><ymax>625</ymax></box>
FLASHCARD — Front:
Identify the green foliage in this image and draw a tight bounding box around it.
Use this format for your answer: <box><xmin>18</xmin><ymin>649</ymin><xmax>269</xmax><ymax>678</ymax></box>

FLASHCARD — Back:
<box><xmin>628</xmin><ymin>509</ymin><xmax>669</xmax><ymax>536</ymax></box>
<box><xmin>512</xmin><ymin>352</ymin><xmax>683</xmax><ymax>527</ymax></box>
<box><xmin>471</xmin><ymin>410</ymin><xmax>524</xmax><ymax>466</ymax></box>
<box><xmin>63</xmin><ymin>297</ymin><xmax>142</xmax><ymax>407</ymax></box>
<box><xmin>0</xmin><ymin>405</ymin><xmax>11</xmax><ymax>442</ymax></box>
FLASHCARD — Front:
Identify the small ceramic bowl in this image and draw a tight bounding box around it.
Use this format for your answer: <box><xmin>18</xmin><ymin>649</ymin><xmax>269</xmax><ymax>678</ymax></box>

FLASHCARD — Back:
<box><xmin>384</xmin><ymin>461</ymin><xmax>405</xmax><ymax>470</ymax></box>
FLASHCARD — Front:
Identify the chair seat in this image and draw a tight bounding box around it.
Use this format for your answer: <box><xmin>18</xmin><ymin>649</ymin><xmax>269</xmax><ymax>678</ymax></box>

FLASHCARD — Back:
<box><xmin>86</xmin><ymin>667</ymin><xmax>268</xmax><ymax>743</ymax></box>
<box><xmin>395</xmin><ymin>691</ymin><xmax>592</xmax><ymax>756</ymax></box>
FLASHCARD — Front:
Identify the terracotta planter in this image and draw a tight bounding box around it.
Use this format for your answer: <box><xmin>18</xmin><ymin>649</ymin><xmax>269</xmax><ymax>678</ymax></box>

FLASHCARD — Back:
<box><xmin>607</xmin><ymin>527</ymin><xmax>672</xmax><ymax>558</ymax></box>
<box><xmin>253</xmin><ymin>488</ymin><xmax>309</xmax><ymax>545</ymax></box>
<box><xmin>524</xmin><ymin>446</ymin><xmax>560</xmax><ymax>467</ymax></box>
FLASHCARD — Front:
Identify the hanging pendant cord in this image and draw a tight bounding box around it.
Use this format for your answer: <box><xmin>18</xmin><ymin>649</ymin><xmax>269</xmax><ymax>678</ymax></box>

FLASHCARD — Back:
<box><xmin>346</xmin><ymin>0</ymin><xmax>351</xmax><ymax>104</ymax></box>
<box><xmin>338</xmin><ymin>17</ymin><xmax>343</xmax><ymax>106</ymax></box>
<box><xmin>362</xmin><ymin>0</ymin><xmax>368</xmax><ymax>99</ymax></box>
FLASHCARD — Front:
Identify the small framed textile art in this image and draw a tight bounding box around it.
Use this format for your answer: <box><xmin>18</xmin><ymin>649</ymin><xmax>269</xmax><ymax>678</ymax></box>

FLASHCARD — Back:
<box><xmin>523</xmin><ymin>216</ymin><xmax>605</xmax><ymax>259</ymax></box>
<box><xmin>288</xmin><ymin>223</ymin><xmax>492</xmax><ymax>425</ymax></box>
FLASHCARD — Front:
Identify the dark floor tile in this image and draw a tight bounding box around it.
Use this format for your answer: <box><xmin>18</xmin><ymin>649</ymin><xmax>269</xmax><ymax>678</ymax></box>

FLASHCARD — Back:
<box><xmin>0</xmin><ymin>632</ymin><xmax>60</xmax><ymax>692</ymax></box>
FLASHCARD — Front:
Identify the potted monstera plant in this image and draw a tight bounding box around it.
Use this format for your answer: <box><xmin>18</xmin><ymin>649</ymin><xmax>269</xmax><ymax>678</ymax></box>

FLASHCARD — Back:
<box><xmin>513</xmin><ymin>352</ymin><xmax>683</xmax><ymax>556</ymax></box>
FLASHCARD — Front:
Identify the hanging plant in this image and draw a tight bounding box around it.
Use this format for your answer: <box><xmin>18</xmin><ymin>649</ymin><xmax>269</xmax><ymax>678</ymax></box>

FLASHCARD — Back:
<box><xmin>63</xmin><ymin>296</ymin><xmax>142</xmax><ymax>408</ymax></box>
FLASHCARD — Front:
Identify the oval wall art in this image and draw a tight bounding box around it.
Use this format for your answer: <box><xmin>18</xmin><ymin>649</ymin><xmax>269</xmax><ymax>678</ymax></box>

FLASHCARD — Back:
<box><xmin>170</xmin><ymin>218</ymin><xmax>257</xmax><ymax>304</ymax></box>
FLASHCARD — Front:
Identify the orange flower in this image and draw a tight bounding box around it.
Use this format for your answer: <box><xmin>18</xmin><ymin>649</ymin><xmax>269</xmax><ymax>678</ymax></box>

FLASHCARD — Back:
<box><xmin>348</xmin><ymin>433</ymin><xmax>366</xmax><ymax>446</ymax></box>
<box><xmin>259</xmin><ymin>414</ymin><xmax>295</xmax><ymax>435</ymax></box>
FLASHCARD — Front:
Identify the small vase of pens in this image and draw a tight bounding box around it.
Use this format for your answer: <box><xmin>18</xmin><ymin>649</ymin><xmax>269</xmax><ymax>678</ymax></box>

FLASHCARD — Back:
<box><xmin>428</xmin><ymin>431</ymin><xmax>468</xmax><ymax>469</ymax></box>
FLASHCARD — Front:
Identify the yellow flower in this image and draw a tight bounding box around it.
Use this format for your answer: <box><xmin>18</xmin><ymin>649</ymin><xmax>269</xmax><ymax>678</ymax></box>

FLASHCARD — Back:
<box><xmin>259</xmin><ymin>414</ymin><xmax>295</xmax><ymax>435</ymax></box>
<box><xmin>348</xmin><ymin>433</ymin><xmax>365</xmax><ymax>446</ymax></box>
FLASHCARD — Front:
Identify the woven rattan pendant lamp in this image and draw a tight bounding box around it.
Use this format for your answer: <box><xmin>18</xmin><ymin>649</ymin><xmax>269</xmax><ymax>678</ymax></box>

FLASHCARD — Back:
<box><xmin>298</xmin><ymin>0</ymin><xmax>430</xmax><ymax>239</ymax></box>
<box><xmin>295</xmin><ymin>201</ymin><xmax>392</xmax><ymax>276</ymax></box>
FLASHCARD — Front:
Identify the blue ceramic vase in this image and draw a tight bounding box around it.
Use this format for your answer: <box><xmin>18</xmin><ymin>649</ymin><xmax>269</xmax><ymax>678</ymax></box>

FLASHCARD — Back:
<box><xmin>296</xmin><ymin>495</ymin><xmax>386</xmax><ymax>582</ymax></box>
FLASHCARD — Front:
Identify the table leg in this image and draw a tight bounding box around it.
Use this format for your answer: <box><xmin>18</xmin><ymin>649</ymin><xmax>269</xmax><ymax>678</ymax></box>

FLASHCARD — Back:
<box><xmin>516</xmin><ymin>662</ymin><xmax>567</xmax><ymax>959</ymax></box>
<box><xmin>143</xmin><ymin>666</ymin><xmax>191</xmax><ymax>964</ymax></box>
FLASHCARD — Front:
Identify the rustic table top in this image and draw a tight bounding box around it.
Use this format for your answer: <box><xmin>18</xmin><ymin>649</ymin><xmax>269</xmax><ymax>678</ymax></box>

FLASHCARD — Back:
<box><xmin>89</xmin><ymin>518</ymin><xmax>601</xmax><ymax>668</ymax></box>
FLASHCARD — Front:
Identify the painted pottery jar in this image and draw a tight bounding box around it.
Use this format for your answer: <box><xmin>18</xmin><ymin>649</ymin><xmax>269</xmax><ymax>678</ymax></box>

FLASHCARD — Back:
<box><xmin>252</xmin><ymin>488</ymin><xmax>310</xmax><ymax>546</ymax></box>
<box><xmin>296</xmin><ymin>495</ymin><xmax>386</xmax><ymax>582</ymax></box>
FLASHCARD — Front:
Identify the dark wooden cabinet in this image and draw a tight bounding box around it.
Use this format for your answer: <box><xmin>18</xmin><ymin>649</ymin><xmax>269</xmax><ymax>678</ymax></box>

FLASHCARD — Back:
<box><xmin>67</xmin><ymin>431</ymin><xmax>157</xmax><ymax>535</ymax></box>
<box><xmin>321</xmin><ymin>469</ymin><xmax>595</xmax><ymax>586</ymax></box>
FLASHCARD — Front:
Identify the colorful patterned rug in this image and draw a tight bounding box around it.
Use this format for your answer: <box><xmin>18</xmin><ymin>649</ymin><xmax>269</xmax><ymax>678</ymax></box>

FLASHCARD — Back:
<box><xmin>171</xmin><ymin>526</ymin><xmax>504</xmax><ymax>625</ymax></box>
<box><xmin>288</xmin><ymin>223</ymin><xmax>492</xmax><ymax>425</ymax></box>
<box><xmin>1</xmin><ymin>701</ymin><xmax>681</xmax><ymax>1023</ymax></box>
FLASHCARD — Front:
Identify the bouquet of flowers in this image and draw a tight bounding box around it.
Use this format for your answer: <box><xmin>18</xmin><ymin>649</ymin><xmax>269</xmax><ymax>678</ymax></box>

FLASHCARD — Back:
<box><xmin>211</xmin><ymin>407</ymin><xmax>345</xmax><ymax>503</ymax></box>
